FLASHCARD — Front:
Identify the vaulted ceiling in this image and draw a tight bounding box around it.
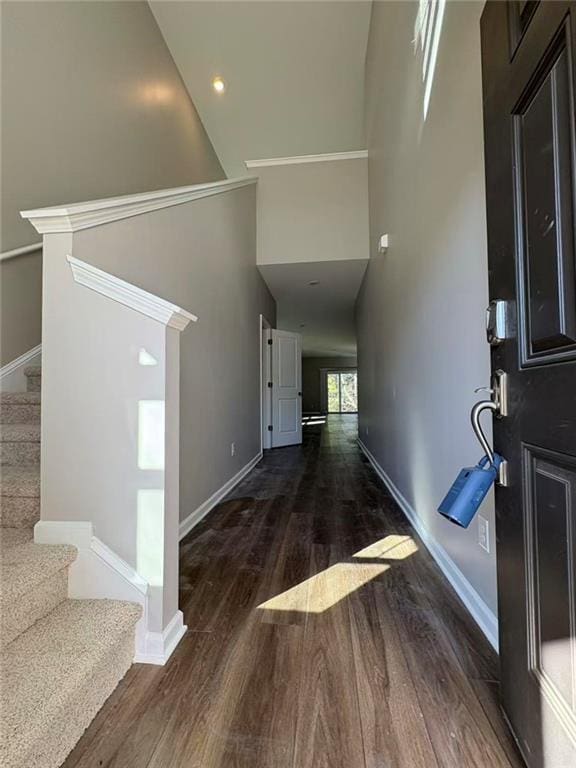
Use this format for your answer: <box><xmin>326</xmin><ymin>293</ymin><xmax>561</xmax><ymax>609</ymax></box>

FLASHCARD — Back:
<box><xmin>150</xmin><ymin>1</ymin><xmax>372</xmax><ymax>177</ymax></box>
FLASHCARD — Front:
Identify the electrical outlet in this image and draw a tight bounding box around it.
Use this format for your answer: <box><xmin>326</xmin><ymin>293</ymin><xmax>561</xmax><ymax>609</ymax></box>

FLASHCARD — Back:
<box><xmin>478</xmin><ymin>515</ymin><xmax>490</xmax><ymax>553</ymax></box>
<box><xmin>230</xmin><ymin>442</ymin><xmax>235</xmax><ymax>457</ymax></box>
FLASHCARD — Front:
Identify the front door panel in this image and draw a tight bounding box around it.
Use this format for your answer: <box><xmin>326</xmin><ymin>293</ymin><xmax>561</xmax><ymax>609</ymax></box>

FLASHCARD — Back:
<box><xmin>482</xmin><ymin>3</ymin><xmax>576</xmax><ymax>765</ymax></box>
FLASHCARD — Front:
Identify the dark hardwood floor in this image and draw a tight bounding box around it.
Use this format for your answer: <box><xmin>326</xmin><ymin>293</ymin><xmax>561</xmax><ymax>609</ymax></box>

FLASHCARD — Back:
<box><xmin>64</xmin><ymin>415</ymin><xmax>524</xmax><ymax>768</ymax></box>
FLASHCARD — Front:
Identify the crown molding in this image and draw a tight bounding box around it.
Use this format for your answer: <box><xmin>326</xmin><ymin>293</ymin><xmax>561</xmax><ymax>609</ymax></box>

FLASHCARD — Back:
<box><xmin>244</xmin><ymin>150</ymin><xmax>368</xmax><ymax>169</ymax></box>
<box><xmin>67</xmin><ymin>256</ymin><xmax>197</xmax><ymax>331</ymax></box>
<box><xmin>20</xmin><ymin>177</ymin><xmax>258</xmax><ymax>234</ymax></box>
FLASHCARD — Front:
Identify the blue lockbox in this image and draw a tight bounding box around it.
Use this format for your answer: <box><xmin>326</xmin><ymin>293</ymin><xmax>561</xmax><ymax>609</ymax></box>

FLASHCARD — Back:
<box><xmin>438</xmin><ymin>454</ymin><xmax>503</xmax><ymax>528</ymax></box>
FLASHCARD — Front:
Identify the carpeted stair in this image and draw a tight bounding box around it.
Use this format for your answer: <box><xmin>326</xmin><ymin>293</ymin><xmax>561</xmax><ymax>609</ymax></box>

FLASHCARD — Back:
<box><xmin>0</xmin><ymin>366</ymin><xmax>141</xmax><ymax>768</ymax></box>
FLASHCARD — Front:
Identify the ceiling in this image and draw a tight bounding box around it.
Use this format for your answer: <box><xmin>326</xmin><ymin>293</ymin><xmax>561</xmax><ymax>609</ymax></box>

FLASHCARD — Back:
<box><xmin>150</xmin><ymin>1</ymin><xmax>372</xmax><ymax>177</ymax></box>
<box><xmin>258</xmin><ymin>259</ymin><xmax>368</xmax><ymax>357</ymax></box>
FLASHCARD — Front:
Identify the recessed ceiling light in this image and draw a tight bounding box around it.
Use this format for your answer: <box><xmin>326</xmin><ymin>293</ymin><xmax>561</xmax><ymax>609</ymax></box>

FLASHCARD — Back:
<box><xmin>212</xmin><ymin>77</ymin><xmax>225</xmax><ymax>93</ymax></box>
<box><xmin>308</xmin><ymin>280</ymin><xmax>319</xmax><ymax>286</ymax></box>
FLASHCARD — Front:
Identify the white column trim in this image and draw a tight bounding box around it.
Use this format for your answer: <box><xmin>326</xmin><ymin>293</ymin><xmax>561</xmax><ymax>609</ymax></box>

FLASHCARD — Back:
<box><xmin>133</xmin><ymin>611</ymin><xmax>187</xmax><ymax>666</ymax></box>
<box><xmin>67</xmin><ymin>256</ymin><xmax>197</xmax><ymax>330</ymax></box>
<box><xmin>34</xmin><ymin>520</ymin><xmax>186</xmax><ymax>665</ymax></box>
<box><xmin>20</xmin><ymin>177</ymin><xmax>257</xmax><ymax>234</ymax></box>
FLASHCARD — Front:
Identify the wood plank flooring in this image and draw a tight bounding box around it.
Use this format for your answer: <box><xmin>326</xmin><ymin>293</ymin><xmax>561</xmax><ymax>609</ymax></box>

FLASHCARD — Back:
<box><xmin>64</xmin><ymin>414</ymin><xmax>525</xmax><ymax>768</ymax></box>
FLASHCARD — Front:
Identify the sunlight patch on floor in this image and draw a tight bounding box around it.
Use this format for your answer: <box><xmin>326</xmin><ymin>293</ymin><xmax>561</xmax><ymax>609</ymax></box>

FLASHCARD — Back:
<box><xmin>258</xmin><ymin>561</ymin><xmax>390</xmax><ymax>614</ymax></box>
<box><xmin>354</xmin><ymin>535</ymin><xmax>418</xmax><ymax>561</ymax></box>
<box><xmin>257</xmin><ymin>536</ymin><xmax>418</xmax><ymax>615</ymax></box>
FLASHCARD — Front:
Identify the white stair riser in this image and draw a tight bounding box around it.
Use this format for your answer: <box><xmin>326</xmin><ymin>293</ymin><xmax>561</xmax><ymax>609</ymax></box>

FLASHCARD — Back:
<box><xmin>0</xmin><ymin>496</ymin><xmax>40</xmax><ymax>529</ymax></box>
<box><xmin>1</xmin><ymin>568</ymin><xmax>68</xmax><ymax>647</ymax></box>
<box><xmin>0</xmin><ymin>440</ymin><xmax>40</xmax><ymax>466</ymax></box>
<box><xmin>0</xmin><ymin>404</ymin><xmax>41</xmax><ymax>424</ymax></box>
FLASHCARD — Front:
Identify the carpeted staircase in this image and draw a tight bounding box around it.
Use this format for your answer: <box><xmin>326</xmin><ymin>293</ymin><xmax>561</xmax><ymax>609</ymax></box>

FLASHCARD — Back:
<box><xmin>0</xmin><ymin>366</ymin><xmax>141</xmax><ymax>768</ymax></box>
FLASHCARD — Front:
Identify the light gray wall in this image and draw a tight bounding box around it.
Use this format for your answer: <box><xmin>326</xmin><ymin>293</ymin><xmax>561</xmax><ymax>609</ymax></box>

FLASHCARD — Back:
<box><xmin>255</xmin><ymin>158</ymin><xmax>369</xmax><ymax>265</ymax></box>
<box><xmin>302</xmin><ymin>356</ymin><xmax>357</xmax><ymax>413</ymax></box>
<box><xmin>0</xmin><ymin>250</ymin><xmax>42</xmax><ymax>365</ymax></box>
<box><xmin>0</xmin><ymin>0</ymin><xmax>224</xmax><ymax>366</ymax></box>
<box><xmin>357</xmin><ymin>2</ymin><xmax>497</xmax><ymax>617</ymax></box>
<box><xmin>72</xmin><ymin>185</ymin><xmax>276</xmax><ymax>523</ymax></box>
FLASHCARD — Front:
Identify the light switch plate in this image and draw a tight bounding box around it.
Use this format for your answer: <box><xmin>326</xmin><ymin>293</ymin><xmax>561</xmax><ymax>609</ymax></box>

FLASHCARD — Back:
<box><xmin>378</xmin><ymin>234</ymin><xmax>389</xmax><ymax>253</ymax></box>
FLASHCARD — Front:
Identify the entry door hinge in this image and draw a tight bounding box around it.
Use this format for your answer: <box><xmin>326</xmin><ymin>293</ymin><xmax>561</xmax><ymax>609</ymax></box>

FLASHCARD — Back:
<box><xmin>268</xmin><ymin>425</ymin><xmax>273</xmax><ymax>432</ymax></box>
<box><xmin>267</xmin><ymin>381</ymin><xmax>273</xmax><ymax>388</ymax></box>
<box><xmin>267</xmin><ymin>339</ymin><xmax>273</xmax><ymax>345</ymax></box>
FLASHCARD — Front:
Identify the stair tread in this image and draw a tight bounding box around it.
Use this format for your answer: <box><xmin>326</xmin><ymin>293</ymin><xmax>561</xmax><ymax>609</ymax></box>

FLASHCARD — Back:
<box><xmin>1</xmin><ymin>598</ymin><xmax>141</xmax><ymax>767</ymax></box>
<box><xmin>23</xmin><ymin>366</ymin><xmax>41</xmax><ymax>377</ymax></box>
<box><xmin>0</xmin><ymin>392</ymin><xmax>41</xmax><ymax>405</ymax></box>
<box><xmin>0</xmin><ymin>531</ymin><xmax>76</xmax><ymax>604</ymax></box>
<box><xmin>0</xmin><ymin>465</ymin><xmax>40</xmax><ymax>497</ymax></box>
<box><xmin>0</xmin><ymin>424</ymin><xmax>40</xmax><ymax>442</ymax></box>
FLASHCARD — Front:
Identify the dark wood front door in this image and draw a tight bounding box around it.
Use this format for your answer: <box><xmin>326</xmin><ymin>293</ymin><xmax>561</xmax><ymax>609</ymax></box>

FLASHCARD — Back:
<box><xmin>481</xmin><ymin>3</ymin><xmax>576</xmax><ymax>766</ymax></box>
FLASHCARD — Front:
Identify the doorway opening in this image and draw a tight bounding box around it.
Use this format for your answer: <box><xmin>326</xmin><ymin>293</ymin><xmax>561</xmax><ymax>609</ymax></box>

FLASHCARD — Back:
<box><xmin>323</xmin><ymin>370</ymin><xmax>358</xmax><ymax>414</ymax></box>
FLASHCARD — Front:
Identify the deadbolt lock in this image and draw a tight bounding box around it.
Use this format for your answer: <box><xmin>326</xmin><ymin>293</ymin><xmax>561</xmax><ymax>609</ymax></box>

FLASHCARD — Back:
<box><xmin>486</xmin><ymin>299</ymin><xmax>508</xmax><ymax>345</ymax></box>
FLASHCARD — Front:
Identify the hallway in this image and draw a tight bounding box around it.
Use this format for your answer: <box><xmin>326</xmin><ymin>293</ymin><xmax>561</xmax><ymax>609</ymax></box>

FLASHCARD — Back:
<box><xmin>64</xmin><ymin>416</ymin><xmax>523</xmax><ymax>768</ymax></box>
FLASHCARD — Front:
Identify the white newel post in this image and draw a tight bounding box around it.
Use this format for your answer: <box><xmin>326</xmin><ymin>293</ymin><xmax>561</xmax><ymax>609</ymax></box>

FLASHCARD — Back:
<box><xmin>21</xmin><ymin>196</ymin><xmax>201</xmax><ymax>664</ymax></box>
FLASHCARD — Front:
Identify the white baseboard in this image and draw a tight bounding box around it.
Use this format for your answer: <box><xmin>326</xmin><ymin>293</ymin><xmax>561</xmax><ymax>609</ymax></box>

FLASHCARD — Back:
<box><xmin>357</xmin><ymin>438</ymin><xmax>499</xmax><ymax>652</ymax></box>
<box><xmin>134</xmin><ymin>610</ymin><xmax>187</xmax><ymax>665</ymax></box>
<box><xmin>34</xmin><ymin>520</ymin><xmax>183</xmax><ymax>664</ymax></box>
<box><xmin>0</xmin><ymin>344</ymin><xmax>41</xmax><ymax>392</ymax></box>
<box><xmin>179</xmin><ymin>451</ymin><xmax>263</xmax><ymax>541</ymax></box>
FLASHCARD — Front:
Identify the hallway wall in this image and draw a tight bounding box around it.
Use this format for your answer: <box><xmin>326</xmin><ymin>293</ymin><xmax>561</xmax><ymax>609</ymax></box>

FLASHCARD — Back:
<box><xmin>254</xmin><ymin>157</ymin><xmax>369</xmax><ymax>266</ymax></box>
<box><xmin>70</xmin><ymin>185</ymin><xmax>276</xmax><ymax>531</ymax></box>
<box><xmin>357</xmin><ymin>2</ymin><xmax>498</xmax><ymax>636</ymax></box>
<box><xmin>0</xmin><ymin>0</ymin><xmax>223</xmax><ymax>366</ymax></box>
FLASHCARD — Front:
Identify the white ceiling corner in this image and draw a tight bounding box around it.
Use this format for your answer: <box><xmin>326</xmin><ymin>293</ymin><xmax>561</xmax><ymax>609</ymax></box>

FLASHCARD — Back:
<box><xmin>150</xmin><ymin>0</ymin><xmax>372</xmax><ymax>177</ymax></box>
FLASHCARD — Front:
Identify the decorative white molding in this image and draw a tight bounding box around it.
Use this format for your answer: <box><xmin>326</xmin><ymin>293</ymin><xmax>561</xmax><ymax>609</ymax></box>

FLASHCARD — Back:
<box><xmin>34</xmin><ymin>520</ymin><xmax>159</xmax><ymax>660</ymax></box>
<box><xmin>179</xmin><ymin>451</ymin><xmax>263</xmax><ymax>540</ymax></box>
<box><xmin>244</xmin><ymin>150</ymin><xmax>368</xmax><ymax>169</ymax></box>
<box><xmin>67</xmin><ymin>256</ymin><xmax>197</xmax><ymax>330</ymax></box>
<box><xmin>90</xmin><ymin>536</ymin><xmax>149</xmax><ymax>596</ymax></box>
<box><xmin>0</xmin><ymin>241</ymin><xmax>42</xmax><ymax>263</ymax></box>
<box><xmin>34</xmin><ymin>520</ymin><xmax>185</xmax><ymax>664</ymax></box>
<box><xmin>34</xmin><ymin>521</ymin><xmax>148</xmax><ymax>597</ymax></box>
<box><xmin>357</xmin><ymin>438</ymin><xmax>500</xmax><ymax>652</ymax></box>
<box><xmin>0</xmin><ymin>344</ymin><xmax>42</xmax><ymax>393</ymax></box>
<box><xmin>134</xmin><ymin>610</ymin><xmax>187</xmax><ymax>666</ymax></box>
<box><xmin>20</xmin><ymin>177</ymin><xmax>258</xmax><ymax>234</ymax></box>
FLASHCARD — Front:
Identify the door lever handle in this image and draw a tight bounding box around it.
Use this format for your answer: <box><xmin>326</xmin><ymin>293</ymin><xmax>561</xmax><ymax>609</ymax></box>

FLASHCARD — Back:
<box><xmin>470</xmin><ymin>400</ymin><xmax>509</xmax><ymax>485</ymax></box>
<box><xmin>470</xmin><ymin>371</ymin><xmax>509</xmax><ymax>485</ymax></box>
<box><xmin>473</xmin><ymin>371</ymin><xmax>508</xmax><ymax>417</ymax></box>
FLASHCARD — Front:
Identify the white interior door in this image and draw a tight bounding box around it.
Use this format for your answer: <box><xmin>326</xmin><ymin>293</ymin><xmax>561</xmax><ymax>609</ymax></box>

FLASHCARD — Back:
<box><xmin>260</xmin><ymin>317</ymin><xmax>272</xmax><ymax>451</ymax></box>
<box><xmin>271</xmin><ymin>329</ymin><xmax>302</xmax><ymax>448</ymax></box>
